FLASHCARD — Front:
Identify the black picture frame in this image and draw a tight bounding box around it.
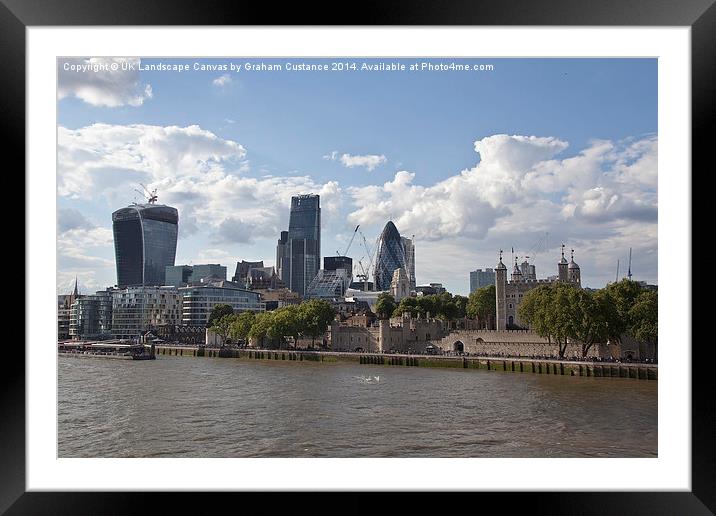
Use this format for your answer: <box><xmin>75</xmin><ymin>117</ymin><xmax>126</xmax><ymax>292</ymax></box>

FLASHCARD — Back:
<box><xmin>5</xmin><ymin>0</ymin><xmax>707</xmax><ymax>513</ymax></box>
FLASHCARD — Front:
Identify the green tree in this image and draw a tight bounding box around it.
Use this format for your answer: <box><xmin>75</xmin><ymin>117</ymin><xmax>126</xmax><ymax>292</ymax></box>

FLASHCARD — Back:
<box><xmin>210</xmin><ymin>313</ymin><xmax>234</xmax><ymax>347</ymax></box>
<box><xmin>453</xmin><ymin>295</ymin><xmax>468</xmax><ymax>319</ymax></box>
<box><xmin>628</xmin><ymin>290</ymin><xmax>658</xmax><ymax>349</ymax></box>
<box><xmin>600</xmin><ymin>279</ymin><xmax>644</xmax><ymax>342</ymax></box>
<box><xmin>393</xmin><ymin>296</ymin><xmax>422</xmax><ymax>318</ymax></box>
<box><xmin>466</xmin><ymin>285</ymin><xmax>496</xmax><ymax>329</ymax></box>
<box><xmin>207</xmin><ymin>303</ymin><xmax>234</xmax><ymax>327</ymax></box>
<box><xmin>416</xmin><ymin>295</ymin><xmax>438</xmax><ymax>318</ymax></box>
<box><xmin>249</xmin><ymin>311</ymin><xmax>275</xmax><ymax>348</ymax></box>
<box><xmin>375</xmin><ymin>293</ymin><xmax>397</xmax><ymax>319</ymax></box>
<box><xmin>229</xmin><ymin>311</ymin><xmax>255</xmax><ymax>345</ymax></box>
<box><xmin>300</xmin><ymin>300</ymin><xmax>336</xmax><ymax>348</ymax></box>
<box><xmin>269</xmin><ymin>305</ymin><xmax>302</xmax><ymax>348</ymax></box>
<box><xmin>519</xmin><ymin>283</ymin><xmax>578</xmax><ymax>358</ymax></box>
<box><xmin>568</xmin><ymin>288</ymin><xmax>613</xmax><ymax>357</ymax></box>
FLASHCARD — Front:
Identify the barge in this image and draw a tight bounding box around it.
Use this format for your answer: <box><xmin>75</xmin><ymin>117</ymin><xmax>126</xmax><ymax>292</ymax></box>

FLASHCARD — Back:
<box><xmin>58</xmin><ymin>340</ymin><xmax>156</xmax><ymax>360</ymax></box>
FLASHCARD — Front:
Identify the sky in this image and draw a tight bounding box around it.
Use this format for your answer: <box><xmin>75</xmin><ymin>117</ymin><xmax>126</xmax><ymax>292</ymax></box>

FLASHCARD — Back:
<box><xmin>57</xmin><ymin>57</ymin><xmax>658</xmax><ymax>296</ymax></box>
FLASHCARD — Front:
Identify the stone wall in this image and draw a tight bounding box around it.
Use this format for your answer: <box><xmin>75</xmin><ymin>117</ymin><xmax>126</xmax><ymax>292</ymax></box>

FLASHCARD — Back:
<box><xmin>438</xmin><ymin>329</ymin><xmax>610</xmax><ymax>358</ymax></box>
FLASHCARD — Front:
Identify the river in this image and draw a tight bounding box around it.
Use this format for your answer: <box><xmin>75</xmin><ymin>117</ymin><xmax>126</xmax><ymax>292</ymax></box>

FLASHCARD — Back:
<box><xmin>58</xmin><ymin>355</ymin><xmax>657</xmax><ymax>458</ymax></box>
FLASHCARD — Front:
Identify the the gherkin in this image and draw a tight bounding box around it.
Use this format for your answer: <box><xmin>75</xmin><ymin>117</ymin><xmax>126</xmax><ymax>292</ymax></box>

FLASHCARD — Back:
<box><xmin>373</xmin><ymin>221</ymin><xmax>409</xmax><ymax>291</ymax></box>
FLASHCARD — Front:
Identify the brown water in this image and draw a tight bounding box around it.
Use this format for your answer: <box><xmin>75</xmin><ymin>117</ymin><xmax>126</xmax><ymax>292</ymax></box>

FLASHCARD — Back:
<box><xmin>58</xmin><ymin>355</ymin><xmax>657</xmax><ymax>458</ymax></box>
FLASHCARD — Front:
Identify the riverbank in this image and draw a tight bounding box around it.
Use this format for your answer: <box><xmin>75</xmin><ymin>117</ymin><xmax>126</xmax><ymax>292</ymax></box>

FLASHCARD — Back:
<box><xmin>153</xmin><ymin>345</ymin><xmax>657</xmax><ymax>381</ymax></box>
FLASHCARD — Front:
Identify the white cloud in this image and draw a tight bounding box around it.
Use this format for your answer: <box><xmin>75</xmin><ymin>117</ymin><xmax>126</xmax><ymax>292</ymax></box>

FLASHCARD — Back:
<box><xmin>57</xmin><ymin>123</ymin><xmax>342</xmax><ymax>248</ymax></box>
<box><xmin>58</xmin><ymin>57</ymin><xmax>153</xmax><ymax>107</ymax></box>
<box><xmin>346</xmin><ymin>133</ymin><xmax>657</xmax><ymax>288</ymax></box>
<box><xmin>339</xmin><ymin>153</ymin><xmax>387</xmax><ymax>171</ymax></box>
<box><xmin>58</xmin><ymin>123</ymin><xmax>247</xmax><ymax>199</ymax></box>
<box><xmin>324</xmin><ymin>151</ymin><xmax>387</xmax><ymax>171</ymax></box>
<box><xmin>213</xmin><ymin>74</ymin><xmax>232</xmax><ymax>87</ymax></box>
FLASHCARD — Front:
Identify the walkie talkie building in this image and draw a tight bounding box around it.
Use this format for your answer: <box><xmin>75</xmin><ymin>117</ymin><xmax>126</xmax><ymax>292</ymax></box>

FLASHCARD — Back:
<box><xmin>112</xmin><ymin>203</ymin><xmax>178</xmax><ymax>287</ymax></box>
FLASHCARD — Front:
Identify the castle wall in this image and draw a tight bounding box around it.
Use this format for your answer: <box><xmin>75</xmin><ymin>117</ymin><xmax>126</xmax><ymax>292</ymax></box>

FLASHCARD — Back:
<box><xmin>438</xmin><ymin>329</ymin><xmax>610</xmax><ymax>359</ymax></box>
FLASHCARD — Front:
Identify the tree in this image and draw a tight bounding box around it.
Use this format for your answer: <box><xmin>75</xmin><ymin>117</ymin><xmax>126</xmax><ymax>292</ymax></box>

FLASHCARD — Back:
<box><xmin>375</xmin><ymin>293</ymin><xmax>397</xmax><ymax>319</ymax></box>
<box><xmin>519</xmin><ymin>283</ymin><xmax>577</xmax><ymax>358</ymax></box>
<box><xmin>229</xmin><ymin>311</ymin><xmax>255</xmax><ymax>345</ymax></box>
<box><xmin>453</xmin><ymin>295</ymin><xmax>468</xmax><ymax>319</ymax></box>
<box><xmin>466</xmin><ymin>285</ymin><xmax>496</xmax><ymax>329</ymax></box>
<box><xmin>600</xmin><ymin>279</ymin><xmax>644</xmax><ymax>342</ymax></box>
<box><xmin>300</xmin><ymin>300</ymin><xmax>336</xmax><ymax>347</ymax></box>
<box><xmin>628</xmin><ymin>290</ymin><xmax>657</xmax><ymax>350</ymax></box>
<box><xmin>568</xmin><ymin>288</ymin><xmax>613</xmax><ymax>357</ymax></box>
<box><xmin>207</xmin><ymin>303</ymin><xmax>234</xmax><ymax>327</ymax></box>
<box><xmin>393</xmin><ymin>296</ymin><xmax>422</xmax><ymax>318</ymax></box>
<box><xmin>249</xmin><ymin>311</ymin><xmax>275</xmax><ymax>348</ymax></box>
<box><xmin>269</xmin><ymin>305</ymin><xmax>302</xmax><ymax>348</ymax></box>
<box><xmin>210</xmin><ymin>313</ymin><xmax>234</xmax><ymax>347</ymax></box>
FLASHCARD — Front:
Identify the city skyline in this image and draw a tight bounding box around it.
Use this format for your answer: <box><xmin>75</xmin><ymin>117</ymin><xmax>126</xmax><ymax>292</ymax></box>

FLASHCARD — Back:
<box><xmin>57</xmin><ymin>57</ymin><xmax>658</xmax><ymax>295</ymax></box>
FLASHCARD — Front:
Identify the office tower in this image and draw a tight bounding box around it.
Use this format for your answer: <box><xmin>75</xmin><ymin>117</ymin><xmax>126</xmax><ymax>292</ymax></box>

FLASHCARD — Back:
<box><xmin>400</xmin><ymin>236</ymin><xmax>416</xmax><ymax>290</ymax></box>
<box><xmin>286</xmin><ymin>194</ymin><xmax>321</xmax><ymax>297</ymax></box>
<box><xmin>180</xmin><ymin>280</ymin><xmax>264</xmax><ymax>327</ymax></box>
<box><xmin>112</xmin><ymin>200</ymin><xmax>178</xmax><ymax>287</ymax></box>
<box><xmin>469</xmin><ymin>268</ymin><xmax>496</xmax><ymax>293</ymax></box>
<box><xmin>275</xmin><ymin>231</ymin><xmax>288</xmax><ymax>280</ymax></box>
<box><xmin>373</xmin><ymin>221</ymin><xmax>408</xmax><ymax>291</ymax></box>
<box><xmin>324</xmin><ymin>256</ymin><xmax>353</xmax><ymax>273</ymax></box>
<box><xmin>166</xmin><ymin>264</ymin><xmax>227</xmax><ymax>287</ymax></box>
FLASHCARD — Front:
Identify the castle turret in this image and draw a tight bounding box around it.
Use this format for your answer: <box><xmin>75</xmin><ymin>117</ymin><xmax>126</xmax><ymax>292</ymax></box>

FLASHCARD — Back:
<box><xmin>378</xmin><ymin>318</ymin><xmax>390</xmax><ymax>353</ymax></box>
<box><xmin>568</xmin><ymin>249</ymin><xmax>581</xmax><ymax>286</ymax></box>
<box><xmin>495</xmin><ymin>250</ymin><xmax>508</xmax><ymax>330</ymax></box>
<box><xmin>558</xmin><ymin>243</ymin><xmax>569</xmax><ymax>282</ymax></box>
<box><xmin>511</xmin><ymin>258</ymin><xmax>523</xmax><ymax>282</ymax></box>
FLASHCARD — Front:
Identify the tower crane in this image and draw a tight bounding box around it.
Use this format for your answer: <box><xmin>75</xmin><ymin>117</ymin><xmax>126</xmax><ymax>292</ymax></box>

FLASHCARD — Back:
<box><xmin>134</xmin><ymin>183</ymin><xmax>158</xmax><ymax>204</ymax></box>
<box><xmin>358</xmin><ymin>227</ymin><xmax>378</xmax><ymax>289</ymax></box>
<box><xmin>336</xmin><ymin>225</ymin><xmax>360</xmax><ymax>256</ymax></box>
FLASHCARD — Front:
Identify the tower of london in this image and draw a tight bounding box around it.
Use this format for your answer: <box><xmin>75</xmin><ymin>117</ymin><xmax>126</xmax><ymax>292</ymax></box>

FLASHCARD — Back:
<box><xmin>495</xmin><ymin>245</ymin><xmax>581</xmax><ymax>330</ymax></box>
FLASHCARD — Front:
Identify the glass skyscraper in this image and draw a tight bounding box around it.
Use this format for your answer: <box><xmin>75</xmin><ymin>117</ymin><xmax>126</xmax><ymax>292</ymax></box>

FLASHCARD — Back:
<box><xmin>285</xmin><ymin>194</ymin><xmax>320</xmax><ymax>297</ymax></box>
<box><xmin>112</xmin><ymin>203</ymin><xmax>178</xmax><ymax>287</ymax></box>
<box><xmin>373</xmin><ymin>221</ymin><xmax>409</xmax><ymax>291</ymax></box>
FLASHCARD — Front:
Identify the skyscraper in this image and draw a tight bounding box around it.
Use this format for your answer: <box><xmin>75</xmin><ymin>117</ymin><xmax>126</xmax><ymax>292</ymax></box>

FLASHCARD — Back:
<box><xmin>284</xmin><ymin>194</ymin><xmax>321</xmax><ymax>297</ymax></box>
<box><xmin>469</xmin><ymin>268</ymin><xmax>495</xmax><ymax>292</ymax></box>
<box><xmin>112</xmin><ymin>201</ymin><xmax>178</xmax><ymax>287</ymax></box>
<box><xmin>373</xmin><ymin>221</ymin><xmax>409</xmax><ymax>291</ymax></box>
<box><xmin>275</xmin><ymin>231</ymin><xmax>289</xmax><ymax>281</ymax></box>
<box><xmin>400</xmin><ymin>236</ymin><xmax>416</xmax><ymax>290</ymax></box>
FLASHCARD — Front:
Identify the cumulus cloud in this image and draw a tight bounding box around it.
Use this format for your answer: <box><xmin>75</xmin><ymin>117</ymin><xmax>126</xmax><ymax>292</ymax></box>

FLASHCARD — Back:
<box><xmin>325</xmin><ymin>151</ymin><xmax>387</xmax><ymax>171</ymax></box>
<box><xmin>347</xmin><ymin>134</ymin><xmax>657</xmax><ymax>246</ymax></box>
<box><xmin>58</xmin><ymin>57</ymin><xmax>153</xmax><ymax>107</ymax></box>
<box><xmin>57</xmin><ymin>207</ymin><xmax>116</xmax><ymax>293</ymax></box>
<box><xmin>213</xmin><ymin>74</ymin><xmax>232</xmax><ymax>87</ymax></box>
<box><xmin>58</xmin><ymin>123</ymin><xmax>247</xmax><ymax>199</ymax></box>
<box><xmin>57</xmin><ymin>123</ymin><xmax>342</xmax><ymax>248</ymax></box>
<box><xmin>58</xmin><ymin>208</ymin><xmax>94</xmax><ymax>232</ymax></box>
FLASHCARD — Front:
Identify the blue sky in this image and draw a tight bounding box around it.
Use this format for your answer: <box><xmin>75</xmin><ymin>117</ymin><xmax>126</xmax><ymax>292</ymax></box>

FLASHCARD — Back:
<box><xmin>57</xmin><ymin>57</ymin><xmax>657</xmax><ymax>295</ymax></box>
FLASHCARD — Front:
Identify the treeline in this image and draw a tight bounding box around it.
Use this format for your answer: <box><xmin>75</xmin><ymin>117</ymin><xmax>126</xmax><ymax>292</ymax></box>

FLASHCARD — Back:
<box><xmin>374</xmin><ymin>288</ymin><xmax>496</xmax><ymax>326</ymax></box>
<box><xmin>208</xmin><ymin>300</ymin><xmax>336</xmax><ymax>348</ymax></box>
<box><xmin>519</xmin><ymin>279</ymin><xmax>657</xmax><ymax>358</ymax></box>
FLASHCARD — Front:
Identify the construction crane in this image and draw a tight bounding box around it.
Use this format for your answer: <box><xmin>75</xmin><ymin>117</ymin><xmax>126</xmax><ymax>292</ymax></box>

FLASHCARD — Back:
<box><xmin>358</xmin><ymin>227</ymin><xmax>377</xmax><ymax>281</ymax></box>
<box><xmin>356</xmin><ymin>259</ymin><xmax>369</xmax><ymax>292</ymax></box>
<box><xmin>134</xmin><ymin>183</ymin><xmax>158</xmax><ymax>204</ymax></box>
<box><xmin>336</xmin><ymin>225</ymin><xmax>360</xmax><ymax>257</ymax></box>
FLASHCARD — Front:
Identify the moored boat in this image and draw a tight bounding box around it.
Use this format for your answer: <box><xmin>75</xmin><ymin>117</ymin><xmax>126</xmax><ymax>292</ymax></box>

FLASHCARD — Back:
<box><xmin>58</xmin><ymin>340</ymin><xmax>156</xmax><ymax>360</ymax></box>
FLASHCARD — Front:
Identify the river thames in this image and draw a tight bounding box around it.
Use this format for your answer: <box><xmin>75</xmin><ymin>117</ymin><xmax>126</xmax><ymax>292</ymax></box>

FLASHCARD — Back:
<box><xmin>58</xmin><ymin>355</ymin><xmax>657</xmax><ymax>458</ymax></box>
